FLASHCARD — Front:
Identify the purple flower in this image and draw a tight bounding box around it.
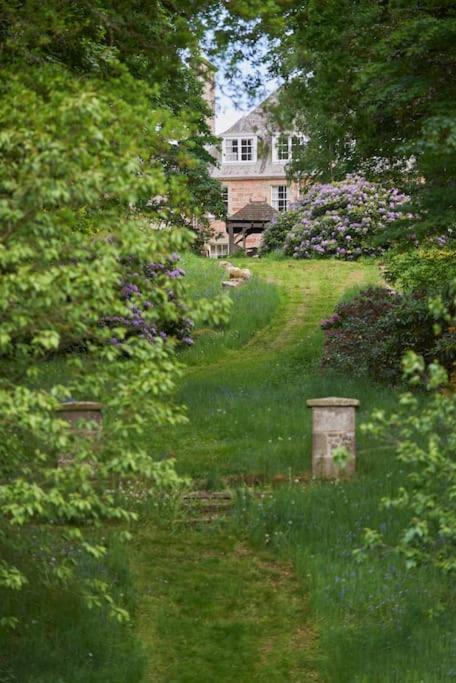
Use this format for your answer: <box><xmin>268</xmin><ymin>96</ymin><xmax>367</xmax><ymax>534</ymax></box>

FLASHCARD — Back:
<box><xmin>121</xmin><ymin>283</ymin><xmax>140</xmax><ymax>299</ymax></box>
<box><xmin>167</xmin><ymin>268</ymin><xmax>185</xmax><ymax>279</ymax></box>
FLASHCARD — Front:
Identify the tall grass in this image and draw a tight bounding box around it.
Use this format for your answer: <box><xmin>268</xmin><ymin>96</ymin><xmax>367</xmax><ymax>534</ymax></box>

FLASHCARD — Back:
<box><xmin>237</xmin><ymin>473</ymin><xmax>456</xmax><ymax>681</ymax></box>
<box><xmin>181</xmin><ymin>253</ymin><xmax>280</xmax><ymax>365</ymax></box>
<box><xmin>1</xmin><ymin>538</ymin><xmax>145</xmax><ymax>682</ymax></box>
<box><xmin>159</xmin><ymin>255</ymin><xmax>456</xmax><ymax>681</ymax></box>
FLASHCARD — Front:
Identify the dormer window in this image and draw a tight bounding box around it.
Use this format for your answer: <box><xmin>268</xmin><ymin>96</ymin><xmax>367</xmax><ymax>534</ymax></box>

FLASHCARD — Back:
<box><xmin>223</xmin><ymin>136</ymin><xmax>257</xmax><ymax>163</ymax></box>
<box><xmin>272</xmin><ymin>134</ymin><xmax>307</xmax><ymax>162</ymax></box>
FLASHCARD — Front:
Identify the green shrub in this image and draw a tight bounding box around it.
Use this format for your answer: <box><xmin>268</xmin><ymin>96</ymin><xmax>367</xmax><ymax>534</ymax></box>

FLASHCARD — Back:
<box><xmin>359</xmin><ymin>285</ymin><xmax>456</xmax><ymax>573</ymax></box>
<box><xmin>321</xmin><ymin>287</ymin><xmax>455</xmax><ymax>384</ymax></box>
<box><xmin>260</xmin><ymin>210</ymin><xmax>300</xmax><ymax>254</ymax></box>
<box><xmin>384</xmin><ymin>243</ymin><xmax>456</xmax><ymax>293</ymax></box>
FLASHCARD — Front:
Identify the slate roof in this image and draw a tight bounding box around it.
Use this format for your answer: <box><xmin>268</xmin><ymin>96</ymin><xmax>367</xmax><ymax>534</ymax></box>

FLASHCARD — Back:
<box><xmin>227</xmin><ymin>200</ymin><xmax>278</xmax><ymax>223</ymax></box>
<box><xmin>210</xmin><ymin>92</ymin><xmax>289</xmax><ymax>180</ymax></box>
<box><xmin>221</xmin><ymin>93</ymin><xmax>277</xmax><ymax>136</ymax></box>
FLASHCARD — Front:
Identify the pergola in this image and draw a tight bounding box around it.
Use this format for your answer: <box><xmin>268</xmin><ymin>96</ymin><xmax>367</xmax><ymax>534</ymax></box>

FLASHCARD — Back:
<box><xmin>226</xmin><ymin>200</ymin><xmax>278</xmax><ymax>254</ymax></box>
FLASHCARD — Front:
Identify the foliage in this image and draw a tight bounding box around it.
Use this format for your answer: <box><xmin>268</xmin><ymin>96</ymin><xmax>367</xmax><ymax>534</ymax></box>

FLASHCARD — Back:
<box><xmin>359</xmin><ymin>284</ymin><xmax>456</xmax><ymax>573</ymax></box>
<box><xmin>260</xmin><ymin>211</ymin><xmax>297</xmax><ymax>254</ymax></box>
<box><xmin>384</xmin><ymin>242</ymin><xmax>456</xmax><ymax>293</ymax></box>
<box><xmin>261</xmin><ymin>176</ymin><xmax>409</xmax><ymax>259</ymax></box>
<box><xmin>101</xmin><ymin>254</ymin><xmax>194</xmax><ymax>349</ymax></box>
<box><xmin>1</xmin><ymin>539</ymin><xmax>145</xmax><ymax>683</ymax></box>
<box><xmin>214</xmin><ymin>0</ymin><xmax>456</xmax><ymax>243</ymax></box>
<box><xmin>0</xmin><ymin>3</ymin><xmax>231</xmax><ymax>629</ymax></box>
<box><xmin>0</xmin><ymin>0</ymin><xmax>226</xmax><ymax>236</ymax></box>
<box><xmin>321</xmin><ymin>286</ymin><xmax>455</xmax><ymax>384</ymax></box>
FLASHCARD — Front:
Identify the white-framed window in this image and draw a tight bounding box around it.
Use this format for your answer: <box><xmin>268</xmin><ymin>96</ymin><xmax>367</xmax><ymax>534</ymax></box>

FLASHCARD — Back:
<box><xmin>221</xmin><ymin>186</ymin><xmax>229</xmax><ymax>215</ymax></box>
<box><xmin>222</xmin><ymin>136</ymin><xmax>257</xmax><ymax>163</ymax></box>
<box><xmin>210</xmin><ymin>242</ymin><xmax>229</xmax><ymax>258</ymax></box>
<box><xmin>272</xmin><ymin>134</ymin><xmax>307</xmax><ymax>162</ymax></box>
<box><xmin>271</xmin><ymin>185</ymin><xmax>288</xmax><ymax>212</ymax></box>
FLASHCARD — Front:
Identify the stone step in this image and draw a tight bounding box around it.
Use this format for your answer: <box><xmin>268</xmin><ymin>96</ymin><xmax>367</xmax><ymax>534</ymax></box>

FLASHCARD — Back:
<box><xmin>186</xmin><ymin>502</ymin><xmax>233</xmax><ymax>514</ymax></box>
<box><xmin>182</xmin><ymin>490</ymin><xmax>233</xmax><ymax>501</ymax></box>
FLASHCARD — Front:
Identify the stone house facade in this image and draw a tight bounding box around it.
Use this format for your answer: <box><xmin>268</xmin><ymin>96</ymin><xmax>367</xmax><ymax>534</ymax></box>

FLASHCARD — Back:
<box><xmin>206</xmin><ymin>95</ymin><xmax>305</xmax><ymax>257</ymax></box>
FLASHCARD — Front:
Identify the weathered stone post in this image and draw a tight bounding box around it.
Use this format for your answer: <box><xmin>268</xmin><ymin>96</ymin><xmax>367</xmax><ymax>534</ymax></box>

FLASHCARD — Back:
<box><xmin>306</xmin><ymin>397</ymin><xmax>360</xmax><ymax>479</ymax></box>
<box><xmin>56</xmin><ymin>401</ymin><xmax>103</xmax><ymax>465</ymax></box>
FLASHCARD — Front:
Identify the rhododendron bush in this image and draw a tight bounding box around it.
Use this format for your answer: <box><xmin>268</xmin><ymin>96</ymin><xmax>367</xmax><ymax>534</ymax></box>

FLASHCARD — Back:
<box><xmin>262</xmin><ymin>176</ymin><xmax>409</xmax><ymax>259</ymax></box>
<box><xmin>101</xmin><ymin>253</ymin><xmax>195</xmax><ymax>349</ymax></box>
<box><xmin>320</xmin><ymin>287</ymin><xmax>455</xmax><ymax>385</ymax></box>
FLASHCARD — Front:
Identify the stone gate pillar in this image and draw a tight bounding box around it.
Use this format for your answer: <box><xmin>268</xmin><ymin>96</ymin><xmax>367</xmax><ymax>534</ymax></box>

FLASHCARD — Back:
<box><xmin>306</xmin><ymin>397</ymin><xmax>360</xmax><ymax>479</ymax></box>
<box><xmin>56</xmin><ymin>401</ymin><xmax>103</xmax><ymax>466</ymax></box>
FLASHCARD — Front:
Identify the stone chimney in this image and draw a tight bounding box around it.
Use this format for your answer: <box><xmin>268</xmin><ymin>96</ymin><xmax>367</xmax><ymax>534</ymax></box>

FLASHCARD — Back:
<box><xmin>199</xmin><ymin>58</ymin><xmax>216</xmax><ymax>135</ymax></box>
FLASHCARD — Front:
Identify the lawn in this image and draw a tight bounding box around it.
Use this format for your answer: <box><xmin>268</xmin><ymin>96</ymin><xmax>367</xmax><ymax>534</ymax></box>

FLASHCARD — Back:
<box><xmin>132</xmin><ymin>255</ymin><xmax>455</xmax><ymax>682</ymax></box>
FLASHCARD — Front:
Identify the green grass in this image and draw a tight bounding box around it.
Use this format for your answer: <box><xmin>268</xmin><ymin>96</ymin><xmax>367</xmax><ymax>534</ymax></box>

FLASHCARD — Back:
<box><xmin>134</xmin><ymin>255</ymin><xmax>455</xmax><ymax>682</ymax></box>
<box><xmin>1</xmin><ymin>538</ymin><xmax>145</xmax><ymax>683</ymax></box>
<box><xmin>181</xmin><ymin>253</ymin><xmax>280</xmax><ymax>365</ymax></box>
<box><xmin>239</xmin><ymin>483</ymin><xmax>456</xmax><ymax>682</ymax></box>
<box><xmin>149</xmin><ymin>256</ymin><xmax>385</xmax><ymax>481</ymax></box>
<box><xmin>133</xmin><ymin>519</ymin><xmax>320</xmax><ymax>682</ymax></box>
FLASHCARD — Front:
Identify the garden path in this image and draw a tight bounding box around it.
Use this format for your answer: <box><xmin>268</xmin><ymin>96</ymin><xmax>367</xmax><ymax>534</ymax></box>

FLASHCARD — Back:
<box><xmin>132</xmin><ymin>258</ymin><xmax>381</xmax><ymax>682</ymax></box>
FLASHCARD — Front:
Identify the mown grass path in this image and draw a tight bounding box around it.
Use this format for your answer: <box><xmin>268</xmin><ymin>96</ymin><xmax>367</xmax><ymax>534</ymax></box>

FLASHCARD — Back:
<box><xmin>133</xmin><ymin>258</ymin><xmax>381</xmax><ymax>682</ymax></box>
<box><xmin>134</xmin><ymin>524</ymin><xmax>320</xmax><ymax>682</ymax></box>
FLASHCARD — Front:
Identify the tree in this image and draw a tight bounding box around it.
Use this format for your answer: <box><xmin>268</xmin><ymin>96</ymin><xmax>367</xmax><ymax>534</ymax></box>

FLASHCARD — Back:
<box><xmin>0</xmin><ymin>1</ymin><xmax>230</xmax><ymax>625</ymax></box>
<box><xmin>0</xmin><ymin>0</ymin><xmax>226</xmax><ymax>235</ymax></box>
<box><xmin>213</xmin><ymin>0</ymin><xmax>456</xmax><ymax>241</ymax></box>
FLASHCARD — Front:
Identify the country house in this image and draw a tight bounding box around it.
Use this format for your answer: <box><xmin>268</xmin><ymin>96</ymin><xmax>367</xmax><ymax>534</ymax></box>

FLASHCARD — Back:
<box><xmin>206</xmin><ymin>96</ymin><xmax>306</xmax><ymax>257</ymax></box>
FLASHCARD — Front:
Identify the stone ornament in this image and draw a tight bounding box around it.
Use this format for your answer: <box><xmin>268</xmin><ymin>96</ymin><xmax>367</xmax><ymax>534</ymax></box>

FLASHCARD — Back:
<box><xmin>220</xmin><ymin>261</ymin><xmax>252</xmax><ymax>288</ymax></box>
<box><xmin>306</xmin><ymin>397</ymin><xmax>360</xmax><ymax>479</ymax></box>
<box><xmin>56</xmin><ymin>401</ymin><xmax>103</xmax><ymax>466</ymax></box>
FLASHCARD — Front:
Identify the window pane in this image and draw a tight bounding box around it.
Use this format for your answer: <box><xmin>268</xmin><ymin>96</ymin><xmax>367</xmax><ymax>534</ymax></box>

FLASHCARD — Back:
<box><xmin>241</xmin><ymin>138</ymin><xmax>252</xmax><ymax>161</ymax></box>
<box><xmin>276</xmin><ymin>134</ymin><xmax>289</xmax><ymax>160</ymax></box>
<box><xmin>291</xmin><ymin>136</ymin><xmax>303</xmax><ymax>158</ymax></box>
<box><xmin>222</xmin><ymin>186</ymin><xmax>229</xmax><ymax>215</ymax></box>
<box><xmin>272</xmin><ymin>185</ymin><xmax>288</xmax><ymax>212</ymax></box>
<box><xmin>225</xmin><ymin>139</ymin><xmax>238</xmax><ymax>162</ymax></box>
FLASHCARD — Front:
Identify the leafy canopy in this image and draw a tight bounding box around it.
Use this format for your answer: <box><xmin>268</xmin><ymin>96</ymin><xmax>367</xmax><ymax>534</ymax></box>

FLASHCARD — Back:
<box><xmin>212</xmin><ymin>0</ymin><xmax>456</xmax><ymax>241</ymax></box>
<box><xmin>0</xmin><ymin>0</ymin><xmax>231</xmax><ymax>625</ymax></box>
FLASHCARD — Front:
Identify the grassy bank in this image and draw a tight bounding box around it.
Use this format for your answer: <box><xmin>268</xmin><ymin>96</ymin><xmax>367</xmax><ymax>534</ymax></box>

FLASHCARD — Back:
<box><xmin>136</xmin><ymin>255</ymin><xmax>455</xmax><ymax>682</ymax></box>
<box><xmin>150</xmin><ymin>257</ymin><xmax>386</xmax><ymax>482</ymax></box>
<box><xmin>5</xmin><ymin>254</ymin><xmax>454</xmax><ymax>681</ymax></box>
<box><xmin>181</xmin><ymin>253</ymin><xmax>281</xmax><ymax>365</ymax></box>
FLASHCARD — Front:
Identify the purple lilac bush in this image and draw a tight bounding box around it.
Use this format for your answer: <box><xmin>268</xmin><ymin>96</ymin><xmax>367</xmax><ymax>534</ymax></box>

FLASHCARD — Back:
<box><xmin>262</xmin><ymin>176</ymin><xmax>410</xmax><ymax>260</ymax></box>
<box><xmin>101</xmin><ymin>253</ymin><xmax>194</xmax><ymax>347</ymax></box>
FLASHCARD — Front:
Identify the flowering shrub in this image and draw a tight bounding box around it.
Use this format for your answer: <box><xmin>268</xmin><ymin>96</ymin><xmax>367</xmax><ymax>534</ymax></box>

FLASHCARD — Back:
<box><xmin>321</xmin><ymin>287</ymin><xmax>455</xmax><ymax>384</ymax></box>
<box><xmin>101</xmin><ymin>253</ymin><xmax>194</xmax><ymax>347</ymax></box>
<box><xmin>261</xmin><ymin>176</ymin><xmax>409</xmax><ymax>259</ymax></box>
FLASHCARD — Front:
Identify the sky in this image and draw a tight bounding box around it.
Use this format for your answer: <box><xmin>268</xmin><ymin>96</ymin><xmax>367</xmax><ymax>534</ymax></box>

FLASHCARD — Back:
<box><xmin>214</xmin><ymin>63</ymin><xmax>278</xmax><ymax>134</ymax></box>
